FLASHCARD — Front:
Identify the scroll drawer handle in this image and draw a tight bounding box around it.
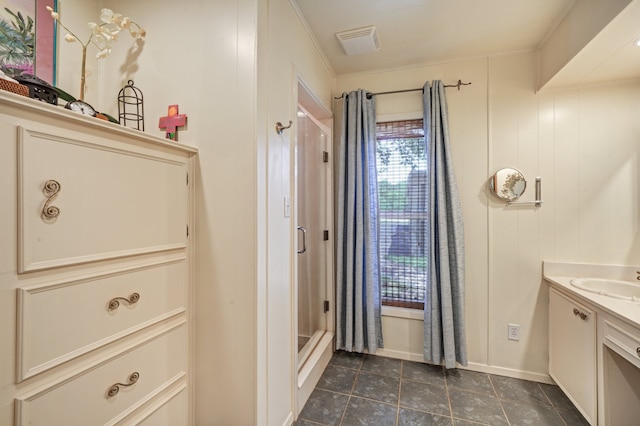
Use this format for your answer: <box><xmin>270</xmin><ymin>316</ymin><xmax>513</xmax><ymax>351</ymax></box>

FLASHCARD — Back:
<box><xmin>637</xmin><ymin>347</ymin><xmax>640</xmax><ymax>358</ymax></box>
<box><xmin>41</xmin><ymin>180</ymin><xmax>61</xmax><ymax>220</ymax></box>
<box><xmin>107</xmin><ymin>372</ymin><xmax>140</xmax><ymax>398</ymax></box>
<box><xmin>108</xmin><ymin>292</ymin><xmax>140</xmax><ymax>311</ymax></box>
<box><xmin>572</xmin><ymin>308</ymin><xmax>588</xmax><ymax>321</ymax></box>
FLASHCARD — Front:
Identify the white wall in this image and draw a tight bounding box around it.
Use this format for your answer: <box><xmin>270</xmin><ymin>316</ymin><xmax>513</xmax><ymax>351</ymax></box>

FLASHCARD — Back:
<box><xmin>52</xmin><ymin>0</ymin><xmax>336</xmax><ymax>424</ymax></box>
<box><xmin>337</xmin><ymin>52</ymin><xmax>640</xmax><ymax>380</ymax></box>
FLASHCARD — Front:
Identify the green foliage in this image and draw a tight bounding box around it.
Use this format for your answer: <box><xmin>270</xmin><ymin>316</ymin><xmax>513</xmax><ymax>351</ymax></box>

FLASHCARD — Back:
<box><xmin>385</xmin><ymin>255</ymin><xmax>427</xmax><ymax>269</ymax></box>
<box><xmin>0</xmin><ymin>8</ymin><xmax>35</xmax><ymax>77</ymax></box>
<box><xmin>377</xmin><ymin>137</ymin><xmax>425</xmax><ymax>171</ymax></box>
<box><xmin>378</xmin><ymin>180</ymin><xmax>407</xmax><ymax>212</ymax></box>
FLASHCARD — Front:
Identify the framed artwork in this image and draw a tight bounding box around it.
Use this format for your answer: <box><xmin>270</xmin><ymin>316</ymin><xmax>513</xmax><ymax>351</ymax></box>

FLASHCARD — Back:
<box><xmin>0</xmin><ymin>0</ymin><xmax>56</xmax><ymax>85</ymax></box>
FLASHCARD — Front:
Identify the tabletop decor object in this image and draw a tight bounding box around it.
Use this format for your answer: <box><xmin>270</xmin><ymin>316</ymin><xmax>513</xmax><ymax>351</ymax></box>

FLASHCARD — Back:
<box><xmin>158</xmin><ymin>104</ymin><xmax>187</xmax><ymax>141</ymax></box>
<box><xmin>45</xmin><ymin>6</ymin><xmax>145</xmax><ymax>100</ymax></box>
<box><xmin>0</xmin><ymin>70</ymin><xmax>29</xmax><ymax>97</ymax></box>
<box><xmin>118</xmin><ymin>80</ymin><xmax>144</xmax><ymax>130</ymax></box>
<box><xmin>14</xmin><ymin>73</ymin><xmax>58</xmax><ymax>104</ymax></box>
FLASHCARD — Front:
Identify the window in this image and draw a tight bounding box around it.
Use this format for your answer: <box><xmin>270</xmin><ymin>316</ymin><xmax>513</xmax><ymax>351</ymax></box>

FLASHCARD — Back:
<box><xmin>376</xmin><ymin>119</ymin><xmax>427</xmax><ymax>310</ymax></box>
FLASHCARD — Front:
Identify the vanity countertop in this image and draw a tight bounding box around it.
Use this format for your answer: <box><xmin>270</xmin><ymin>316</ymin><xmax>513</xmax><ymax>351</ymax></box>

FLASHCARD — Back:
<box><xmin>543</xmin><ymin>261</ymin><xmax>640</xmax><ymax>329</ymax></box>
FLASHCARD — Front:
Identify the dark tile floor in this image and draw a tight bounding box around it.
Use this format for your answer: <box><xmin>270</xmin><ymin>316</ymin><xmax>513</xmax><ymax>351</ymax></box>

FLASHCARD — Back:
<box><xmin>296</xmin><ymin>351</ymin><xmax>589</xmax><ymax>426</ymax></box>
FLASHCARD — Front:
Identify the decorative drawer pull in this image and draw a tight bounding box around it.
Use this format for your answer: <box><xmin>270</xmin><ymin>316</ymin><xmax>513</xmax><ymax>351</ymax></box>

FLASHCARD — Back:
<box><xmin>107</xmin><ymin>372</ymin><xmax>140</xmax><ymax>398</ymax></box>
<box><xmin>41</xmin><ymin>180</ymin><xmax>61</xmax><ymax>220</ymax></box>
<box><xmin>637</xmin><ymin>347</ymin><xmax>640</xmax><ymax>357</ymax></box>
<box><xmin>108</xmin><ymin>292</ymin><xmax>140</xmax><ymax>311</ymax></box>
<box><xmin>572</xmin><ymin>308</ymin><xmax>587</xmax><ymax>321</ymax></box>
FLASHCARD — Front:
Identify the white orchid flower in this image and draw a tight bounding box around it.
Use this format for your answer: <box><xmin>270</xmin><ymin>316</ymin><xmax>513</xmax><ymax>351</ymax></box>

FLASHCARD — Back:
<box><xmin>99</xmin><ymin>27</ymin><xmax>113</xmax><ymax>41</ymax></box>
<box><xmin>100</xmin><ymin>8</ymin><xmax>114</xmax><ymax>24</ymax></box>
<box><xmin>44</xmin><ymin>7</ymin><xmax>145</xmax><ymax>100</ymax></box>
<box><xmin>129</xmin><ymin>26</ymin><xmax>147</xmax><ymax>39</ymax></box>
<box><xmin>87</xmin><ymin>22</ymin><xmax>98</xmax><ymax>34</ymax></box>
<box><xmin>96</xmin><ymin>48</ymin><xmax>111</xmax><ymax>59</ymax></box>
<box><xmin>45</xmin><ymin>6</ymin><xmax>59</xmax><ymax>19</ymax></box>
<box><xmin>111</xmin><ymin>13</ymin><xmax>124</xmax><ymax>26</ymax></box>
<box><xmin>93</xmin><ymin>33</ymin><xmax>112</xmax><ymax>50</ymax></box>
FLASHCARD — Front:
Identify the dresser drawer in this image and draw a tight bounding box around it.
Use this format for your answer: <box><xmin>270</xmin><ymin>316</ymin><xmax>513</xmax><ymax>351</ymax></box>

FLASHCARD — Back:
<box><xmin>15</xmin><ymin>323</ymin><xmax>187</xmax><ymax>426</ymax></box>
<box><xmin>115</xmin><ymin>383</ymin><xmax>188</xmax><ymax>425</ymax></box>
<box><xmin>18</xmin><ymin>126</ymin><xmax>189</xmax><ymax>272</ymax></box>
<box><xmin>17</xmin><ymin>259</ymin><xmax>187</xmax><ymax>381</ymax></box>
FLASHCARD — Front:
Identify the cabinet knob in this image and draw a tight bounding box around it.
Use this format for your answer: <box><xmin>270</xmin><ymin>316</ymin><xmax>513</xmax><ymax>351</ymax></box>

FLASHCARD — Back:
<box><xmin>108</xmin><ymin>292</ymin><xmax>140</xmax><ymax>311</ymax></box>
<box><xmin>41</xmin><ymin>180</ymin><xmax>61</xmax><ymax>220</ymax></box>
<box><xmin>107</xmin><ymin>371</ymin><xmax>140</xmax><ymax>398</ymax></box>
<box><xmin>637</xmin><ymin>347</ymin><xmax>640</xmax><ymax>357</ymax></box>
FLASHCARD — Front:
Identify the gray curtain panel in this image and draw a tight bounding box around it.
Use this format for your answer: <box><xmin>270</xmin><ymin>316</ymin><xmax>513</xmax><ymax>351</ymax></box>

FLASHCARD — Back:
<box><xmin>336</xmin><ymin>89</ymin><xmax>383</xmax><ymax>353</ymax></box>
<box><xmin>423</xmin><ymin>80</ymin><xmax>467</xmax><ymax>368</ymax></box>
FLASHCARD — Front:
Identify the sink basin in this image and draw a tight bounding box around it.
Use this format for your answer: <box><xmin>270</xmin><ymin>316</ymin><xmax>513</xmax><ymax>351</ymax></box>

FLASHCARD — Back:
<box><xmin>570</xmin><ymin>278</ymin><xmax>640</xmax><ymax>302</ymax></box>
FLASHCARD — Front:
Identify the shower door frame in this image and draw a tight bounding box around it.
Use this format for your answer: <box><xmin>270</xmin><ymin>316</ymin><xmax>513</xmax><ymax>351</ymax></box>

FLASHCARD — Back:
<box><xmin>292</xmin><ymin>78</ymin><xmax>335</xmax><ymax>416</ymax></box>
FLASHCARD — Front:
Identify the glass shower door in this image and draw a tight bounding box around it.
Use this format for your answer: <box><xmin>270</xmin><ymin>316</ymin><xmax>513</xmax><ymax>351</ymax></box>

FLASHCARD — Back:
<box><xmin>297</xmin><ymin>107</ymin><xmax>328</xmax><ymax>364</ymax></box>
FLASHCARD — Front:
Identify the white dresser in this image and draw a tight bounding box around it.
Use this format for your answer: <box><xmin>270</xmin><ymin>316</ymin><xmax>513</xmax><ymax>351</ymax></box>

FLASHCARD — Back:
<box><xmin>0</xmin><ymin>91</ymin><xmax>197</xmax><ymax>425</ymax></box>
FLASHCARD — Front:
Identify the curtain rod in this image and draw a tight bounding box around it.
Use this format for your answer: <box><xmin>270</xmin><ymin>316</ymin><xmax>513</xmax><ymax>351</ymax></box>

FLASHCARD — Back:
<box><xmin>333</xmin><ymin>80</ymin><xmax>471</xmax><ymax>99</ymax></box>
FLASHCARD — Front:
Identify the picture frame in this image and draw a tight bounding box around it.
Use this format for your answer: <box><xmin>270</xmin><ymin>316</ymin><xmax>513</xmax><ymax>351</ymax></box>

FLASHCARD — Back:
<box><xmin>0</xmin><ymin>0</ymin><xmax>57</xmax><ymax>85</ymax></box>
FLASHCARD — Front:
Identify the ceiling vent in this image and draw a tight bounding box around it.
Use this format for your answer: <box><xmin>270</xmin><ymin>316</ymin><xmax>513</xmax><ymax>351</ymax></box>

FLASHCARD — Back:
<box><xmin>336</xmin><ymin>26</ymin><xmax>381</xmax><ymax>56</ymax></box>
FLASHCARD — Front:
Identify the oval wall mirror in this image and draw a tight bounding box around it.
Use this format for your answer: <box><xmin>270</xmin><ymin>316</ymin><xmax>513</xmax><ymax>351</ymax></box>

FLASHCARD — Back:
<box><xmin>489</xmin><ymin>168</ymin><xmax>527</xmax><ymax>201</ymax></box>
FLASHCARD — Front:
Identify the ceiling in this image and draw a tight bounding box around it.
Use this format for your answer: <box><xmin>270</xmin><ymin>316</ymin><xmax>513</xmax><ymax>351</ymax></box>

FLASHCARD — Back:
<box><xmin>293</xmin><ymin>0</ymin><xmax>640</xmax><ymax>88</ymax></box>
<box><xmin>294</xmin><ymin>0</ymin><xmax>577</xmax><ymax>76</ymax></box>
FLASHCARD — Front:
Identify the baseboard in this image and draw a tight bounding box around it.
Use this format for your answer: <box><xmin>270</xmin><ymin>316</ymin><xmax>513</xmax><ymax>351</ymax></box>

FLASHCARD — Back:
<box><xmin>464</xmin><ymin>362</ymin><xmax>554</xmax><ymax>384</ymax></box>
<box><xmin>373</xmin><ymin>348</ymin><xmax>554</xmax><ymax>384</ymax></box>
<box><xmin>374</xmin><ymin>348</ymin><xmax>425</xmax><ymax>363</ymax></box>
<box><xmin>282</xmin><ymin>412</ymin><xmax>294</xmax><ymax>426</ymax></box>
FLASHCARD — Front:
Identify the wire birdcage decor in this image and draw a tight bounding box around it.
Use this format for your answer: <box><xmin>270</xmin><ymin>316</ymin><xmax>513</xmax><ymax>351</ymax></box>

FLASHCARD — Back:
<box><xmin>118</xmin><ymin>80</ymin><xmax>145</xmax><ymax>131</ymax></box>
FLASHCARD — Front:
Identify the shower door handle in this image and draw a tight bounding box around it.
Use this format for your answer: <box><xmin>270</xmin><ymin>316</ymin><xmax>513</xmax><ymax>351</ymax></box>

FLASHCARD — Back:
<box><xmin>297</xmin><ymin>226</ymin><xmax>307</xmax><ymax>254</ymax></box>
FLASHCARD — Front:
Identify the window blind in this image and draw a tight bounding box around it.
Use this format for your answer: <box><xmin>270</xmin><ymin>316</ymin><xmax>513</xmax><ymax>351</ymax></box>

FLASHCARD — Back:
<box><xmin>376</xmin><ymin>119</ymin><xmax>427</xmax><ymax>310</ymax></box>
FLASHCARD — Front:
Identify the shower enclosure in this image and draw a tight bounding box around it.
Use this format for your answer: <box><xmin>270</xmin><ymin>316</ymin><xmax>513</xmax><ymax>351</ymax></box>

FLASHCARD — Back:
<box><xmin>294</xmin><ymin>88</ymin><xmax>334</xmax><ymax>413</ymax></box>
<box><xmin>297</xmin><ymin>106</ymin><xmax>328</xmax><ymax>361</ymax></box>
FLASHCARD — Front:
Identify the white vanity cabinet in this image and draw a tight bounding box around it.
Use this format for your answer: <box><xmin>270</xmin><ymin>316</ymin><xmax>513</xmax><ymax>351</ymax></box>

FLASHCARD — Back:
<box><xmin>0</xmin><ymin>91</ymin><xmax>196</xmax><ymax>425</ymax></box>
<box><xmin>549</xmin><ymin>287</ymin><xmax>597</xmax><ymax>424</ymax></box>
<box><xmin>545</xmin><ymin>261</ymin><xmax>640</xmax><ymax>426</ymax></box>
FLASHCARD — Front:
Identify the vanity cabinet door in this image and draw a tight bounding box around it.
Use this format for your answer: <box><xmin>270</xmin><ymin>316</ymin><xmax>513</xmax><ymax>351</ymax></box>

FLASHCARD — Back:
<box><xmin>549</xmin><ymin>288</ymin><xmax>596</xmax><ymax>424</ymax></box>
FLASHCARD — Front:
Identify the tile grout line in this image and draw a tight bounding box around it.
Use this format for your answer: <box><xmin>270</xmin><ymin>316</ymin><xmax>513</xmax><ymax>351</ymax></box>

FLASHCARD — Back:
<box><xmin>337</xmin><ymin>355</ymin><xmax>364</xmax><ymax>426</ymax></box>
<box><xmin>537</xmin><ymin>382</ymin><xmax>570</xmax><ymax>426</ymax></box>
<box><xmin>488</xmin><ymin>373</ymin><xmax>512</xmax><ymax>425</ymax></box>
<box><xmin>443</xmin><ymin>368</ymin><xmax>454</xmax><ymax>425</ymax></box>
<box><xmin>395</xmin><ymin>360</ymin><xmax>404</xmax><ymax>426</ymax></box>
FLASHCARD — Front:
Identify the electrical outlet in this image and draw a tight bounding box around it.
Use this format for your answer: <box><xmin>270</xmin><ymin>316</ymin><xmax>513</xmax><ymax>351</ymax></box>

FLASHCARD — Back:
<box><xmin>508</xmin><ymin>324</ymin><xmax>520</xmax><ymax>341</ymax></box>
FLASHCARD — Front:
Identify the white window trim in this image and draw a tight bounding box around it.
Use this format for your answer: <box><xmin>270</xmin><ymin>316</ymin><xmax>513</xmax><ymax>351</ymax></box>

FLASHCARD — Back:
<box><xmin>377</xmin><ymin>111</ymin><xmax>423</xmax><ymax>122</ymax></box>
<box><xmin>381</xmin><ymin>305</ymin><xmax>424</xmax><ymax>319</ymax></box>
